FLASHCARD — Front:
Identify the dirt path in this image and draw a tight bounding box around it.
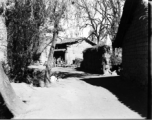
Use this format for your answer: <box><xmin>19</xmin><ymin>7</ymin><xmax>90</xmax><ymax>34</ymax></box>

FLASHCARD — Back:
<box><xmin>12</xmin><ymin>67</ymin><xmax>144</xmax><ymax>119</ymax></box>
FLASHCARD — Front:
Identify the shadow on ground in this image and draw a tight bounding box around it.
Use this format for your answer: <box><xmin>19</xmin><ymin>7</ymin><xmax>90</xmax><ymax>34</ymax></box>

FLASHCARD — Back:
<box><xmin>80</xmin><ymin>76</ymin><xmax>148</xmax><ymax>118</ymax></box>
<box><xmin>75</xmin><ymin>67</ymin><xmax>103</xmax><ymax>74</ymax></box>
<box><xmin>56</xmin><ymin>71</ymin><xmax>89</xmax><ymax>79</ymax></box>
<box><xmin>55</xmin><ymin>68</ymin><xmax>101</xmax><ymax>79</ymax></box>
<box><xmin>55</xmin><ymin>68</ymin><xmax>148</xmax><ymax>118</ymax></box>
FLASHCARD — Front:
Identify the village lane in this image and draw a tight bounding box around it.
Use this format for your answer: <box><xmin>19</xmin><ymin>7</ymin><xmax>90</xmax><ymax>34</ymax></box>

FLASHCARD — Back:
<box><xmin>12</xmin><ymin>67</ymin><xmax>144</xmax><ymax>119</ymax></box>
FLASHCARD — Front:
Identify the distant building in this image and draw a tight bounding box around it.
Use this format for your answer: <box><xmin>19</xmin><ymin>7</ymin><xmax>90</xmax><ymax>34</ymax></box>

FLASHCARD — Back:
<box><xmin>40</xmin><ymin>38</ymin><xmax>96</xmax><ymax>65</ymax></box>
<box><xmin>113</xmin><ymin>0</ymin><xmax>148</xmax><ymax>86</ymax></box>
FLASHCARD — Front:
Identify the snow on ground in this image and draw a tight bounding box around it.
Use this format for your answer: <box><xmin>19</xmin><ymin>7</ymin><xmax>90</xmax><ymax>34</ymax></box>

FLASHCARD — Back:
<box><xmin>11</xmin><ymin>67</ymin><xmax>143</xmax><ymax>119</ymax></box>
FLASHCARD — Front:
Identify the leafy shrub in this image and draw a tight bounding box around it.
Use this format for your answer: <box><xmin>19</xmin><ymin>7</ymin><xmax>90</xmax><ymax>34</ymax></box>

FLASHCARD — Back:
<box><xmin>26</xmin><ymin>68</ymin><xmax>46</xmax><ymax>87</ymax></box>
<box><xmin>110</xmin><ymin>48</ymin><xmax>122</xmax><ymax>74</ymax></box>
<box><xmin>110</xmin><ymin>54</ymin><xmax>122</xmax><ymax>66</ymax></box>
<box><xmin>6</xmin><ymin>0</ymin><xmax>46</xmax><ymax>83</ymax></box>
<box><xmin>81</xmin><ymin>45</ymin><xmax>111</xmax><ymax>73</ymax></box>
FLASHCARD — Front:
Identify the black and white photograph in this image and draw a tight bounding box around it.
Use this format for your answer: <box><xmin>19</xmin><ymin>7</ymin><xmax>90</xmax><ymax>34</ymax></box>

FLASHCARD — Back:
<box><xmin>0</xmin><ymin>0</ymin><xmax>150</xmax><ymax>119</ymax></box>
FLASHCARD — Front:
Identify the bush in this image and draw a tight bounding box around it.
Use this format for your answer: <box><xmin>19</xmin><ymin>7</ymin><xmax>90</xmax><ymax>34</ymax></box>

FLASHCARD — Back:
<box><xmin>110</xmin><ymin>48</ymin><xmax>122</xmax><ymax>74</ymax></box>
<box><xmin>6</xmin><ymin>0</ymin><xmax>46</xmax><ymax>83</ymax></box>
<box><xmin>110</xmin><ymin>54</ymin><xmax>122</xmax><ymax>66</ymax></box>
<box><xmin>81</xmin><ymin>45</ymin><xmax>111</xmax><ymax>73</ymax></box>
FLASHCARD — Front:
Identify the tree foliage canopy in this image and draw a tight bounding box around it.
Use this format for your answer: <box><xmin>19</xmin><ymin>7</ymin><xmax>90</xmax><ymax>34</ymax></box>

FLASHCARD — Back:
<box><xmin>6</xmin><ymin>0</ymin><xmax>46</xmax><ymax>82</ymax></box>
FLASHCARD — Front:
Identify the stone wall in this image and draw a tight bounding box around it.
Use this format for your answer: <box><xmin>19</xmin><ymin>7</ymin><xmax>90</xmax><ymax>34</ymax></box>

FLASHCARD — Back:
<box><xmin>122</xmin><ymin>0</ymin><xmax>148</xmax><ymax>85</ymax></box>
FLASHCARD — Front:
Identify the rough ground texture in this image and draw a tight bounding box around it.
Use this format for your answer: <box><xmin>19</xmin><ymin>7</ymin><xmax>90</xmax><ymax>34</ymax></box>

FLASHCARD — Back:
<box><xmin>11</xmin><ymin>67</ymin><xmax>146</xmax><ymax>119</ymax></box>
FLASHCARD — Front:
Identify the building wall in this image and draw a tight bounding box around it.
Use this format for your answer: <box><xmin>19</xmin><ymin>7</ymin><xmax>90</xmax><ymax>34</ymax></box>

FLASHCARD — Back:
<box><xmin>40</xmin><ymin>41</ymin><xmax>93</xmax><ymax>65</ymax></box>
<box><xmin>122</xmin><ymin>0</ymin><xmax>148</xmax><ymax>85</ymax></box>
<box><xmin>65</xmin><ymin>41</ymin><xmax>93</xmax><ymax>65</ymax></box>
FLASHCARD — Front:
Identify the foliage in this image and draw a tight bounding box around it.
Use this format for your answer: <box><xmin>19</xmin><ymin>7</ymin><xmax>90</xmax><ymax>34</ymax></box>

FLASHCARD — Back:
<box><xmin>6</xmin><ymin>0</ymin><xmax>46</xmax><ymax>83</ymax></box>
<box><xmin>110</xmin><ymin>48</ymin><xmax>122</xmax><ymax>66</ymax></box>
<box><xmin>81</xmin><ymin>45</ymin><xmax>111</xmax><ymax>73</ymax></box>
<box><xmin>110</xmin><ymin>54</ymin><xmax>122</xmax><ymax>66</ymax></box>
<box><xmin>110</xmin><ymin>48</ymin><xmax>122</xmax><ymax>74</ymax></box>
<box><xmin>83</xmin><ymin>44</ymin><xmax>111</xmax><ymax>56</ymax></box>
<box><xmin>140</xmin><ymin>0</ymin><xmax>148</xmax><ymax>27</ymax></box>
<box><xmin>27</xmin><ymin>69</ymin><xmax>45</xmax><ymax>87</ymax></box>
<box><xmin>4</xmin><ymin>0</ymin><xmax>70</xmax><ymax>84</ymax></box>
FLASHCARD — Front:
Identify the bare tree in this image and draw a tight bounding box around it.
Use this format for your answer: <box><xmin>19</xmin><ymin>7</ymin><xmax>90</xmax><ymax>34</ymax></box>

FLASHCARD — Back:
<box><xmin>74</xmin><ymin>0</ymin><xmax>125</xmax><ymax>44</ymax></box>
<box><xmin>44</xmin><ymin>0</ymin><xmax>68</xmax><ymax>86</ymax></box>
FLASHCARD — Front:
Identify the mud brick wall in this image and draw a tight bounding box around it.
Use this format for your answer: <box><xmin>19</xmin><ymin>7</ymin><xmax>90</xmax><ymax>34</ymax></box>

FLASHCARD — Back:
<box><xmin>122</xmin><ymin>0</ymin><xmax>148</xmax><ymax>85</ymax></box>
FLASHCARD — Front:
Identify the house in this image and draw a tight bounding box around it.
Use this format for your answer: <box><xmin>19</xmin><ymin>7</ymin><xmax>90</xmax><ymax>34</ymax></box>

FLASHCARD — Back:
<box><xmin>54</xmin><ymin>38</ymin><xmax>96</xmax><ymax>65</ymax></box>
<box><xmin>113</xmin><ymin>0</ymin><xmax>148</xmax><ymax>86</ymax></box>
<box><xmin>40</xmin><ymin>38</ymin><xmax>96</xmax><ymax>65</ymax></box>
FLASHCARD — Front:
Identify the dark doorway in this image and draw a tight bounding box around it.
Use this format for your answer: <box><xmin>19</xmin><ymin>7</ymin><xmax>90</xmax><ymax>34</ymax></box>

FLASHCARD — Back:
<box><xmin>54</xmin><ymin>51</ymin><xmax>65</xmax><ymax>61</ymax></box>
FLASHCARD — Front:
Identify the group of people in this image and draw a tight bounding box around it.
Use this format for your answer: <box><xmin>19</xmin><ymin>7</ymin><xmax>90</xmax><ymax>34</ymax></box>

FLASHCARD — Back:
<box><xmin>54</xmin><ymin>57</ymin><xmax>65</xmax><ymax>67</ymax></box>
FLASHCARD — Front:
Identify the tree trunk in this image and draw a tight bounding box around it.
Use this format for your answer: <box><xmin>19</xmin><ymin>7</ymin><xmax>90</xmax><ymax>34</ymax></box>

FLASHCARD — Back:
<box><xmin>44</xmin><ymin>3</ymin><xmax>64</xmax><ymax>87</ymax></box>
<box><xmin>97</xmin><ymin>36</ymin><xmax>100</xmax><ymax>45</ymax></box>
<box><xmin>44</xmin><ymin>30</ymin><xmax>58</xmax><ymax>87</ymax></box>
<box><xmin>32</xmin><ymin>34</ymin><xmax>52</xmax><ymax>62</ymax></box>
<box><xmin>0</xmin><ymin>62</ymin><xmax>27</xmax><ymax>117</ymax></box>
